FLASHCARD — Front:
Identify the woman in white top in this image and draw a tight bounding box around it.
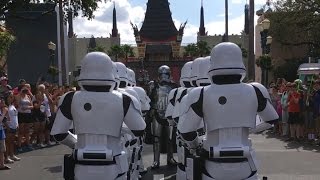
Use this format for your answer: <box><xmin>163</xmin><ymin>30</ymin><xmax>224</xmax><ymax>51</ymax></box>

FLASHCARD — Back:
<box><xmin>5</xmin><ymin>92</ymin><xmax>20</xmax><ymax>161</ymax></box>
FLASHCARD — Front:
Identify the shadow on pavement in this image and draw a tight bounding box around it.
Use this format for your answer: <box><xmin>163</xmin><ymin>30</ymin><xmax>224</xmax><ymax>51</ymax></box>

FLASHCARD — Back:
<box><xmin>44</xmin><ymin>165</ymin><xmax>62</xmax><ymax>173</ymax></box>
<box><xmin>141</xmin><ymin>165</ymin><xmax>177</xmax><ymax>180</ymax></box>
<box><xmin>263</xmin><ymin>130</ymin><xmax>320</xmax><ymax>152</ymax></box>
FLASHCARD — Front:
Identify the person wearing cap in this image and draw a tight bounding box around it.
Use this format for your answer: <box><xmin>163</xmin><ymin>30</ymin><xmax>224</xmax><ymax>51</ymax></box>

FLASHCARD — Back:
<box><xmin>0</xmin><ymin>77</ymin><xmax>12</xmax><ymax>104</ymax></box>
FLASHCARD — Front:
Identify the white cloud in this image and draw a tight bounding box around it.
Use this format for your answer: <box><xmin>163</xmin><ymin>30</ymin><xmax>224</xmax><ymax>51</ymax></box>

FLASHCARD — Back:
<box><xmin>73</xmin><ymin>0</ymin><xmax>261</xmax><ymax>45</ymax></box>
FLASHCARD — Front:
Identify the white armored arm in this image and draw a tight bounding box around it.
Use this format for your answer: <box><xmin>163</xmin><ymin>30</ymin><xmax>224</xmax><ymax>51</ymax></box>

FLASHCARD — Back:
<box><xmin>177</xmin><ymin>87</ymin><xmax>204</xmax><ymax>149</ymax></box>
<box><xmin>50</xmin><ymin>92</ymin><xmax>77</xmax><ymax>149</ymax></box>
<box><xmin>251</xmin><ymin>82</ymin><xmax>279</xmax><ymax>123</ymax></box>
<box><xmin>165</xmin><ymin>88</ymin><xmax>178</xmax><ymax>120</ymax></box>
<box><xmin>123</xmin><ymin>94</ymin><xmax>146</xmax><ymax>137</ymax></box>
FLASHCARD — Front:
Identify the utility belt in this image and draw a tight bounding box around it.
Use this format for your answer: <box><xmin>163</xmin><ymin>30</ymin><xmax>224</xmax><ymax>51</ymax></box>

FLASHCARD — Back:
<box><xmin>63</xmin><ymin>148</ymin><xmax>128</xmax><ymax>180</ymax></box>
<box><xmin>197</xmin><ymin>146</ymin><xmax>250</xmax><ymax>163</ymax></box>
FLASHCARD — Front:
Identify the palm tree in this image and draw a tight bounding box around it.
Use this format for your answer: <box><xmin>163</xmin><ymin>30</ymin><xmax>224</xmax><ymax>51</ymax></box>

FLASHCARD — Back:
<box><xmin>121</xmin><ymin>44</ymin><xmax>132</xmax><ymax>63</ymax></box>
<box><xmin>197</xmin><ymin>41</ymin><xmax>210</xmax><ymax>57</ymax></box>
<box><xmin>184</xmin><ymin>43</ymin><xmax>198</xmax><ymax>57</ymax></box>
<box><xmin>108</xmin><ymin>45</ymin><xmax>123</xmax><ymax>62</ymax></box>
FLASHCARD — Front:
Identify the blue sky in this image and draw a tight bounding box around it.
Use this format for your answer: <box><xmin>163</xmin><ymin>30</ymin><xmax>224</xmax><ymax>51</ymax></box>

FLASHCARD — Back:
<box><xmin>74</xmin><ymin>0</ymin><xmax>268</xmax><ymax>44</ymax></box>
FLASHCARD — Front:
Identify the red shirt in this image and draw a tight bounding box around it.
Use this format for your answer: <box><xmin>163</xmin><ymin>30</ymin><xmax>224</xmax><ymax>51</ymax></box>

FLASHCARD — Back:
<box><xmin>288</xmin><ymin>91</ymin><xmax>300</xmax><ymax>112</ymax></box>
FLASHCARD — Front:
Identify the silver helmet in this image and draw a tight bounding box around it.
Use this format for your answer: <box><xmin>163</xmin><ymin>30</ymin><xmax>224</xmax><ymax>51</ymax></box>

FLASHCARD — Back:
<box><xmin>158</xmin><ymin>65</ymin><xmax>171</xmax><ymax>82</ymax></box>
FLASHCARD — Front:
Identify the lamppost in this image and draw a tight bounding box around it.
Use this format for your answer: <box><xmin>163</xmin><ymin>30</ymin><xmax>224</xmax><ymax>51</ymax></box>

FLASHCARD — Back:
<box><xmin>48</xmin><ymin>41</ymin><xmax>56</xmax><ymax>83</ymax></box>
<box><xmin>258</xmin><ymin>18</ymin><xmax>273</xmax><ymax>86</ymax></box>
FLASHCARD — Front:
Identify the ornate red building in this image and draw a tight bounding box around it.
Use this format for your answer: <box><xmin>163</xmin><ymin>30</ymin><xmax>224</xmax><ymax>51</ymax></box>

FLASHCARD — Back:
<box><xmin>126</xmin><ymin>0</ymin><xmax>188</xmax><ymax>84</ymax></box>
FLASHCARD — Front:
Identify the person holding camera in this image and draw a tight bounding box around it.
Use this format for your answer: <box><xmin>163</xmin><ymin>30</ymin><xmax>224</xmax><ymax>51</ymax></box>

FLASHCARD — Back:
<box><xmin>16</xmin><ymin>85</ymin><xmax>33</xmax><ymax>152</ymax></box>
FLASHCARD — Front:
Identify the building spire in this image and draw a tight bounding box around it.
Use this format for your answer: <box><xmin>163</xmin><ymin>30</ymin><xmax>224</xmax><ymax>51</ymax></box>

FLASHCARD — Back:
<box><xmin>111</xmin><ymin>1</ymin><xmax>118</xmax><ymax>37</ymax></box>
<box><xmin>199</xmin><ymin>0</ymin><xmax>206</xmax><ymax>36</ymax></box>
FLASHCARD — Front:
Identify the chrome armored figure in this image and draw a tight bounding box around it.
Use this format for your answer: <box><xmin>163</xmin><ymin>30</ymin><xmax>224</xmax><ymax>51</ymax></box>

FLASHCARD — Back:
<box><xmin>178</xmin><ymin>42</ymin><xmax>279</xmax><ymax>180</ymax></box>
<box><xmin>149</xmin><ymin>65</ymin><xmax>178</xmax><ymax>169</ymax></box>
<box><xmin>51</xmin><ymin>52</ymin><xmax>146</xmax><ymax>180</ymax></box>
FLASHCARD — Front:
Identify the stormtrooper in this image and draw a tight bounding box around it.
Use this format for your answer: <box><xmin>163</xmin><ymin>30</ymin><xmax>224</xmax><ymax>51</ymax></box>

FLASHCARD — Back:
<box><xmin>165</xmin><ymin>61</ymin><xmax>193</xmax><ymax>180</ymax></box>
<box><xmin>174</xmin><ymin>57</ymin><xmax>211</xmax><ymax>180</ymax></box>
<box><xmin>149</xmin><ymin>65</ymin><xmax>178</xmax><ymax>169</ymax></box>
<box><xmin>178</xmin><ymin>42</ymin><xmax>279</xmax><ymax>180</ymax></box>
<box><xmin>127</xmin><ymin>68</ymin><xmax>136</xmax><ymax>87</ymax></box>
<box><xmin>126</xmin><ymin>67</ymin><xmax>151</xmax><ymax>177</ymax></box>
<box><xmin>50</xmin><ymin>52</ymin><xmax>146</xmax><ymax>180</ymax></box>
<box><xmin>114</xmin><ymin>62</ymin><xmax>144</xmax><ymax>180</ymax></box>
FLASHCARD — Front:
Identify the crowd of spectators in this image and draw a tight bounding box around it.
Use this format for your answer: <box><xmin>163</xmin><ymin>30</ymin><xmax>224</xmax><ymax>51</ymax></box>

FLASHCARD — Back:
<box><xmin>269</xmin><ymin>77</ymin><xmax>320</xmax><ymax>145</ymax></box>
<box><xmin>0</xmin><ymin>76</ymin><xmax>76</xmax><ymax>170</ymax></box>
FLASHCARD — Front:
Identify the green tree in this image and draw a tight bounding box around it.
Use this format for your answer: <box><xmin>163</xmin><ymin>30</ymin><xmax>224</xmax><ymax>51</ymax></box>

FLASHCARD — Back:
<box><xmin>108</xmin><ymin>45</ymin><xmax>123</xmax><ymax>62</ymax></box>
<box><xmin>0</xmin><ymin>25</ymin><xmax>15</xmax><ymax>73</ymax></box>
<box><xmin>256</xmin><ymin>55</ymin><xmax>273</xmax><ymax>86</ymax></box>
<box><xmin>121</xmin><ymin>44</ymin><xmax>132</xmax><ymax>63</ymax></box>
<box><xmin>268</xmin><ymin>0</ymin><xmax>320</xmax><ymax>56</ymax></box>
<box><xmin>88</xmin><ymin>45</ymin><xmax>106</xmax><ymax>53</ymax></box>
<box><xmin>196</xmin><ymin>41</ymin><xmax>210</xmax><ymax>57</ymax></box>
<box><xmin>0</xmin><ymin>0</ymin><xmax>108</xmax><ymax>20</ymax></box>
<box><xmin>184</xmin><ymin>43</ymin><xmax>198</xmax><ymax>57</ymax></box>
<box><xmin>273</xmin><ymin>58</ymin><xmax>303</xmax><ymax>82</ymax></box>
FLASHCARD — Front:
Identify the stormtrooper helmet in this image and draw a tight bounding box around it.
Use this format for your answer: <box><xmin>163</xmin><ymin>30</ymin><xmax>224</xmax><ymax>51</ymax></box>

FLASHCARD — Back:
<box><xmin>196</xmin><ymin>56</ymin><xmax>211</xmax><ymax>86</ymax></box>
<box><xmin>158</xmin><ymin>65</ymin><xmax>171</xmax><ymax>83</ymax></box>
<box><xmin>127</xmin><ymin>68</ymin><xmax>136</xmax><ymax>87</ymax></box>
<box><xmin>190</xmin><ymin>57</ymin><xmax>204</xmax><ymax>87</ymax></box>
<box><xmin>112</xmin><ymin>62</ymin><xmax>120</xmax><ymax>89</ymax></box>
<box><xmin>180</xmin><ymin>61</ymin><xmax>193</xmax><ymax>87</ymax></box>
<box><xmin>115</xmin><ymin>62</ymin><xmax>128</xmax><ymax>88</ymax></box>
<box><xmin>208</xmin><ymin>42</ymin><xmax>246</xmax><ymax>84</ymax></box>
<box><xmin>78</xmin><ymin>52</ymin><xmax>115</xmax><ymax>90</ymax></box>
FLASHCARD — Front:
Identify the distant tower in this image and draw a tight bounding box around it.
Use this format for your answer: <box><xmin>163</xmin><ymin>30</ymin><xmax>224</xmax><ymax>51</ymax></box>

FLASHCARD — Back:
<box><xmin>110</xmin><ymin>1</ymin><xmax>120</xmax><ymax>46</ymax></box>
<box><xmin>111</xmin><ymin>2</ymin><xmax>118</xmax><ymax>37</ymax></box>
<box><xmin>198</xmin><ymin>0</ymin><xmax>206</xmax><ymax>36</ymax></box>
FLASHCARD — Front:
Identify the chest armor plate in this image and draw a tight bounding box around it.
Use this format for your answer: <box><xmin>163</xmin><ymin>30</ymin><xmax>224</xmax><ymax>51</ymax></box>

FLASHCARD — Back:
<box><xmin>71</xmin><ymin>91</ymin><xmax>124</xmax><ymax>137</ymax></box>
<box><xmin>156</xmin><ymin>85</ymin><xmax>173</xmax><ymax>119</ymax></box>
<box><xmin>203</xmin><ymin>84</ymin><xmax>258</xmax><ymax>132</ymax></box>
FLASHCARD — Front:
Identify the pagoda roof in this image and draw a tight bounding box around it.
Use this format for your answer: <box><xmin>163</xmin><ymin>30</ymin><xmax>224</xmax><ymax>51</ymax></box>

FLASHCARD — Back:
<box><xmin>139</xmin><ymin>0</ymin><xmax>178</xmax><ymax>41</ymax></box>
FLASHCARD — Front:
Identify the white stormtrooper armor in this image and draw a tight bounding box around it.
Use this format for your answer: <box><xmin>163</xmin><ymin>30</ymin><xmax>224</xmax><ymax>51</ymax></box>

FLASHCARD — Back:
<box><xmin>178</xmin><ymin>42</ymin><xmax>279</xmax><ymax>180</ymax></box>
<box><xmin>127</xmin><ymin>68</ymin><xmax>136</xmax><ymax>87</ymax></box>
<box><xmin>51</xmin><ymin>52</ymin><xmax>146</xmax><ymax>180</ymax></box>
<box><xmin>175</xmin><ymin>58</ymin><xmax>211</xmax><ymax>180</ymax></box>
<box><xmin>131</xmin><ymin>86</ymin><xmax>150</xmax><ymax>176</ymax></box>
<box><xmin>114</xmin><ymin>63</ymin><xmax>144</xmax><ymax>180</ymax></box>
<box><xmin>149</xmin><ymin>65</ymin><xmax>178</xmax><ymax>169</ymax></box>
<box><xmin>165</xmin><ymin>61</ymin><xmax>193</xmax><ymax>180</ymax></box>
